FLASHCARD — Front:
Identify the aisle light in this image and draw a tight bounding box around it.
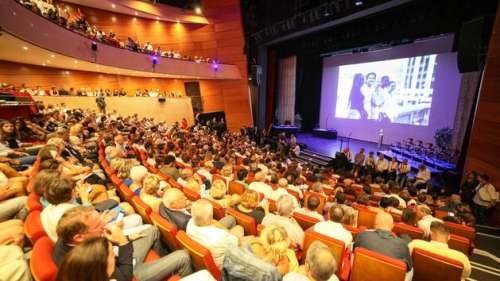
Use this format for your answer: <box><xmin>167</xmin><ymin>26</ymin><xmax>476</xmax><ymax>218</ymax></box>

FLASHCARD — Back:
<box><xmin>194</xmin><ymin>6</ymin><xmax>202</xmax><ymax>14</ymax></box>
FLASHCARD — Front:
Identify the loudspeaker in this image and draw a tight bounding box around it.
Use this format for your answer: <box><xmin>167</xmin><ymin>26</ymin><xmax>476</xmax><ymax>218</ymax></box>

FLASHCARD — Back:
<box><xmin>184</xmin><ymin>82</ymin><xmax>203</xmax><ymax>112</ymax></box>
<box><xmin>457</xmin><ymin>16</ymin><xmax>493</xmax><ymax>73</ymax></box>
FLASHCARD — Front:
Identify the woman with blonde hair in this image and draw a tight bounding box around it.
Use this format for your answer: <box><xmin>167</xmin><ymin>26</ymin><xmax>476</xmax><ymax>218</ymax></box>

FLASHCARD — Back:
<box><xmin>209</xmin><ymin>179</ymin><xmax>240</xmax><ymax>209</ymax></box>
<box><xmin>140</xmin><ymin>174</ymin><xmax>163</xmax><ymax>213</ymax></box>
<box><xmin>234</xmin><ymin>189</ymin><xmax>267</xmax><ymax>224</ymax></box>
<box><xmin>249</xmin><ymin>224</ymin><xmax>299</xmax><ymax>276</ymax></box>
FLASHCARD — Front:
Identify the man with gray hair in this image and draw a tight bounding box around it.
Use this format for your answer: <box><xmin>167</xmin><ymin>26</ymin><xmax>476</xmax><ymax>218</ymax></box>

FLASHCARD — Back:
<box><xmin>186</xmin><ymin>199</ymin><xmax>239</xmax><ymax>269</ymax></box>
<box><xmin>261</xmin><ymin>194</ymin><xmax>305</xmax><ymax>249</ymax></box>
<box><xmin>248</xmin><ymin>171</ymin><xmax>274</xmax><ymax>198</ymax></box>
<box><xmin>283</xmin><ymin>241</ymin><xmax>339</xmax><ymax>281</ymax></box>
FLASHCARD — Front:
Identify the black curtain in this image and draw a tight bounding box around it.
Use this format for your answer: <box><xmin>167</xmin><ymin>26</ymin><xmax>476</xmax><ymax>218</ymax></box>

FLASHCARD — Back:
<box><xmin>295</xmin><ymin>54</ymin><xmax>323</xmax><ymax>132</ymax></box>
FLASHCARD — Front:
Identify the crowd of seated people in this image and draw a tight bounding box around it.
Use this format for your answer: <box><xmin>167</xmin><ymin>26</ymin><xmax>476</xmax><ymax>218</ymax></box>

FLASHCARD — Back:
<box><xmin>0</xmin><ymin>101</ymin><xmax>497</xmax><ymax>281</ymax></box>
<box><xmin>2</xmin><ymin>83</ymin><xmax>184</xmax><ymax>98</ymax></box>
<box><xmin>17</xmin><ymin>0</ymin><xmax>217</xmax><ymax>64</ymax></box>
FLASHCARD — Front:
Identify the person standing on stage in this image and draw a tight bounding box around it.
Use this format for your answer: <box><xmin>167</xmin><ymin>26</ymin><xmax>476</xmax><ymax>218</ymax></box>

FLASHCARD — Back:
<box><xmin>353</xmin><ymin>148</ymin><xmax>366</xmax><ymax>177</ymax></box>
<box><xmin>375</xmin><ymin>153</ymin><xmax>388</xmax><ymax>180</ymax></box>
<box><xmin>95</xmin><ymin>93</ymin><xmax>106</xmax><ymax>114</ymax></box>
<box><xmin>397</xmin><ymin>159</ymin><xmax>411</xmax><ymax>188</ymax></box>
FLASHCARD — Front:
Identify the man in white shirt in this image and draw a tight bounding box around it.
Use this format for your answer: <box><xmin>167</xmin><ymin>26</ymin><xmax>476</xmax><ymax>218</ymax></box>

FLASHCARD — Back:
<box><xmin>262</xmin><ymin>195</ymin><xmax>304</xmax><ymax>249</ymax></box>
<box><xmin>186</xmin><ymin>199</ymin><xmax>239</xmax><ymax>269</ymax></box>
<box><xmin>295</xmin><ymin>194</ymin><xmax>324</xmax><ymax>221</ymax></box>
<box><xmin>283</xmin><ymin>241</ymin><xmax>339</xmax><ymax>281</ymax></box>
<box><xmin>249</xmin><ymin>171</ymin><xmax>274</xmax><ymax>199</ymax></box>
<box><xmin>415</xmin><ymin>164</ymin><xmax>431</xmax><ymax>186</ymax></box>
<box><xmin>375</xmin><ymin>153</ymin><xmax>388</xmax><ymax>179</ymax></box>
<box><xmin>416</xmin><ymin>205</ymin><xmax>442</xmax><ymax>239</ymax></box>
<box><xmin>314</xmin><ymin>205</ymin><xmax>353</xmax><ymax>249</ymax></box>
<box><xmin>397</xmin><ymin>159</ymin><xmax>411</xmax><ymax>187</ymax></box>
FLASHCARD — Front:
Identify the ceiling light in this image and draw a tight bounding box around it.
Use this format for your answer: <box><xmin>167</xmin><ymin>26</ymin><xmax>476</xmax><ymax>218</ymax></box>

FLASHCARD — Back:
<box><xmin>111</xmin><ymin>4</ymin><xmax>116</xmax><ymax>8</ymax></box>
<box><xmin>73</xmin><ymin>60</ymin><xmax>78</xmax><ymax>63</ymax></box>
<box><xmin>133</xmin><ymin>17</ymin><xmax>137</xmax><ymax>21</ymax></box>
<box><xmin>22</xmin><ymin>46</ymin><xmax>28</xmax><ymax>50</ymax></box>
<box><xmin>156</xmin><ymin>16</ymin><xmax>160</xmax><ymax>20</ymax></box>
<box><xmin>176</xmin><ymin>19</ymin><xmax>180</xmax><ymax>23</ymax></box>
<box><xmin>46</xmin><ymin>60</ymin><xmax>51</xmax><ymax>63</ymax></box>
<box><xmin>135</xmin><ymin>11</ymin><xmax>139</xmax><ymax>16</ymax></box>
<box><xmin>50</xmin><ymin>54</ymin><xmax>55</xmax><ymax>58</ymax></box>
<box><xmin>111</xmin><ymin>16</ymin><xmax>117</xmax><ymax>22</ymax></box>
<box><xmin>194</xmin><ymin>6</ymin><xmax>202</xmax><ymax>15</ymax></box>
<box><xmin>355</xmin><ymin>1</ymin><xmax>364</xmax><ymax>6</ymax></box>
<box><xmin>42</xmin><ymin>63</ymin><xmax>46</xmax><ymax>66</ymax></box>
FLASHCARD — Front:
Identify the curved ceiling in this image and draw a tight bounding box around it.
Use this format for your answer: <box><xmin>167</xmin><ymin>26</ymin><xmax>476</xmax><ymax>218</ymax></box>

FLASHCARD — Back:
<box><xmin>61</xmin><ymin>0</ymin><xmax>209</xmax><ymax>24</ymax></box>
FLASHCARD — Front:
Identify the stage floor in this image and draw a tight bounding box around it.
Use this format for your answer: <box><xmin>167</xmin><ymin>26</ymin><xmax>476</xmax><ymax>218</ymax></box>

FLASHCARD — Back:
<box><xmin>297</xmin><ymin>133</ymin><xmax>388</xmax><ymax>157</ymax></box>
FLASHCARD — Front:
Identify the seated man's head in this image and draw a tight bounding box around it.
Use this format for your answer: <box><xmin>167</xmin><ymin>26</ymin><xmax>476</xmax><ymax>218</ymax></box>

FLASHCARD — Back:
<box><xmin>278</xmin><ymin>178</ymin><xmax>288</xmax><ymax>189</ymax></box>
<box><xmin>210</xmin><ymin>180</ymin><xmax>227</xmax><ymax>200</ymax></box>
<box><xmin>163</xmin><ymin>155</ymin><xmax>176</xmax><ymax>167</ymax></box>
<box><xmin>379</xmin><ymin>197</ymin><xmax>392</xmax><ymax>209</ymax></box>
<box><xmin>429</xmin><ymin>221</ymin><xmax>450</xmax><ymax>243</ymax></box>
<box><xmin>191</xmin><ymin>199</ymin><xmax>213</xmax><ymax>227</ymax></box>
<box><xmin>185</xmin><ymin>179</ymin><xmax>201</xmax><ymax>193</ymax></box>
<box><xmin>129</xmin><ymin>165</ymin><xmax>148</xmax><ymax>184</ymax></box>
<box><xmin>57</xmin><ymin>206</ymin><xmax>105</xmax><ymax>244</ymax></box>
<box><xmin>254</xmin><ymin>171</ymin><xmax>266</xmax><ymax>182</ymax></box>
<box><xmin>374</xmin><ymin>212</ymin><xmax>394</xmax><ymax>231</ymax></box>
<box><xmin>180</xmin><ymin>168</ymin><xmax>193</xmax><ymax>180</ymax></box>
<box><xmin>306</xmin><ymin>195</ymin><xmax>320</xmax><ymax>212</ymax></box>
<box><xmin>44</xmin><ymin>175</ymin><xmax>75</xmax><ymax>205</ymax></box>
<box><xmin>328</xmin><ymin>205</ymin><xmax>344</xmax><ymax>223</ymax></box>
<box><xmin>162</xmin><ymin>188</ymin><xmax>187</xmax><ymax>210</ymax></box>
<box><xmin>33</xmin><ymin>169</ymin><xmax>61</xmax><ymax>197</ymax></box>
<box><xmin>277</xmin><ymin>195</ymin><xmax>295</xmax><ymax>218</ymax></box>
<box><xmin>142</xmin><ymin>174</ymin><xmax>160</xmax><ymax>196</ymax></box>
<box><xmin>236</xmin><ymin>168</ymin><xmax>248</xmax><ymax>181</ymax></box>
<box><xmin>305</xmin><ymin>241</ymin><xmax>338</xmax><ymax>281</ymax></box>
<box><xmin>240</xmin><ymin>190</ymin><xmax>259</xmax><ymax>210</ymax></box>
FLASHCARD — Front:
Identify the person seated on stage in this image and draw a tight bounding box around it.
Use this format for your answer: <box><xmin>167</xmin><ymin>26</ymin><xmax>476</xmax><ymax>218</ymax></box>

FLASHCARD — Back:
<box><xmin>314</xmin><ymin>205</ymin><xmax>353</xmax><ymax>248</ymax></box>
<box><xmin>365</xmin><ymin>151</ymin><xmax>376</xmax><ymax>176</ymax></box>
<box><xmin>295</xmin><ymin>194</ymin><xmax>324</xmax><ymax>221</ymax></box>
<box><xmin>387</xmin><ymin>157</ymin><xmax>399</xmax><ymax>181</ymax></box>
<box><xmin>409</xmin><ymin>221</ymin><xmax>471</xmax><ymax>281</ymax></box>
<box><xmin>283</xmin><ymin>241</ymin><xmax>340</xmax><ymax>281</ymax></box>
<box><xmin>415</xmin><ymin>164</ymin><xmax>431</xmax><ymax>187</ymax></box>
<box><xmin>53</xmin><ymin>206</ymin><xmax>193</xmax><ymax>280</ymax></box>
<box><xmin>397</xmin><ymin>158</ymin><xmax>411</xmax><ymax>187</ymax></box>
<box><xmin>354</xmin><ymin>212</ymin><xmax>413</xmax><ymax>281</ymax></box>
<box><xmin>353</xmin><ymin>148</ymin><xmax>366</xmax><ymax>177</ymax></box>
<box><xmin>374</xmin><ymin>153</ymin><xmax>388</xmax><ymax>179</ymax></box>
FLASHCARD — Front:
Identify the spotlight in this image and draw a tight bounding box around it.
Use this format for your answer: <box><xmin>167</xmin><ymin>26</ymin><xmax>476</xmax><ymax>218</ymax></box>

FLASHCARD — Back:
<box><xmin>111</xmin><ymin>4</ymin><xmax>116</xmax><ymax>8</ymax></box>
<box><xmin>22</xmin><ymin>46</ymin><xmax>28</xmax><ymax>51</ymax></box>
<box><xmin>134</xmin><ymin>11</ymin><xmax>139</xmax><ymax>16</ymax></box>
<box><xmin>194</xmin><ymin>6</ymin><xmax>202</xmax><ymax>15</ymax></box>
<box><xmin>212</xmin><ymin>61</ymin><xmax>219</xmax><ymax>72</ymax></box>
<box><xmin>355</xmin><ymin>1</ymin><xmax>364</xmax><ymax>6</ymax></box>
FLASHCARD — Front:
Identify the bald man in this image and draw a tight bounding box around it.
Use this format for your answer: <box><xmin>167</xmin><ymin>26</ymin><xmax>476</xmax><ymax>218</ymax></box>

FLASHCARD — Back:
<box><xmin>159</xmin><ymin>188</ymin><xmax>191</xmax><ymax>230</ymax></box>
<box><xmin>354</xmin><ymin>212</ymin><xmax>413</xmax><ymax>280</ymax></box>
<box><xmin>283</xmin><ymin>241</ymin><xmax>339</xmax><ymax>281</ymax></box>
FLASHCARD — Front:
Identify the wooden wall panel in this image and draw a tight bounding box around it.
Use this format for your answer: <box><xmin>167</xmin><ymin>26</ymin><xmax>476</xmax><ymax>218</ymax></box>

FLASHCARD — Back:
<box><xmin>464</xmin><ymin>5</ymin><xmax>500</xmax><ymax>226</ymax></box>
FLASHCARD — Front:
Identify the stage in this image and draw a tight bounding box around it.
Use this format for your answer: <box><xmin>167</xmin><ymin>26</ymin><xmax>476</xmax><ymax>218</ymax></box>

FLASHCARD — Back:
<box><xmin>297</xmin><ymin>133</ymin><xmax>455</xmax><ymax>174</ymax></box>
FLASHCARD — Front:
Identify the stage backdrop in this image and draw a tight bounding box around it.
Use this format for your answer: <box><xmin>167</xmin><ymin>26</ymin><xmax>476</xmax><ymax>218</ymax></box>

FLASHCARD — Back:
<box><xmin>319</xmin><ymin>35</ymin><xmax>462</xmax><ymax>145</ymax></box>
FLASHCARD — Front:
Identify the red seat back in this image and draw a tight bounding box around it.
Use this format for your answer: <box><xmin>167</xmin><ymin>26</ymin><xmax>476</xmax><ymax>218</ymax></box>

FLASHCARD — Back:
<box><xmin>31</xmin><ymin>236</ymin><xmax>58</xmax><ymax>281</ymax></box>
<box><xmin>448</xmin><ymin>234</ymin><xmax>471</xmax><ymax>256</ymax></box>
<box><xmin>182</xmin><ymin>187</ymin><xmax>201</xmax><ymax>201</ymax></box>
<box><xmin>293</xmin><ymin>212</ymin><xmax>321</xmax><ymax>231</ymax></box>
<box><xmin>131</xmin><ymin>196</ymin><xmax>153</xmax><ymax>224</ymax></box>
<box><xmin>176</xmin><ymin>231</ymin><xmax>221</xmax><ymax>280</ymax></box>
<box><xmin>117</xmin><ymin>183</ymin><xmax>135</xmax><ymax>202</ymax></box>
<box><xmin>444</xmin><ymin>222</ymin><xmax>476</xmax><ymax>243</ymax></box>
<box><xmin>207</xmin><ymin>199</ymin><xmax>226</xmax><ymax>220</ymax></box>
<box><xmin>227</xmin><ymin>208</ymin><xmax>257</xmax><ymax>235</ymax></box>
<box><xmin>353</xmin><ymin>205</ymin><xmax>377</xmax><ymax>229</ymax></box>
<box><xmin>350</xmin><ymin>247</ymin><xmax>407</xmax><ymax>281</ymax></box>
<box><xmin>25</xmin><ymin>210</ymin><xmax>47</xmax><ymax>244</ymax></box>
<box><xmin>392</xmin><ymin>223</ymin><xmax>424</xmax><ymax>240</ymax></box>
<box><xmin>412</xmin><ymin>247</ymin><xmax>464</xmax><ymax>281</ymax></box>
<box><xmin>228</xmin><ymin>181</ymin><xmax>245</xmax><ymax>195</ymax></box>
<box><xmin>150</xmin><ymin>212</ymin><xmax>180</xmax><ymax>251</ymax></box>
<box><xmin>27</xmin><ymin>192</ymin><xmax>43</xmax><ymax>213</ymax></box>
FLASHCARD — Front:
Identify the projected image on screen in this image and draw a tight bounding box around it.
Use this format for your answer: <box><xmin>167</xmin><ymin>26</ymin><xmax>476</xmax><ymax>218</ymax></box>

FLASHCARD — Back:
<box><xmin>335</xmin><ymin>55</ymin><xmax>437</xmax><ymax>126</ymax></box>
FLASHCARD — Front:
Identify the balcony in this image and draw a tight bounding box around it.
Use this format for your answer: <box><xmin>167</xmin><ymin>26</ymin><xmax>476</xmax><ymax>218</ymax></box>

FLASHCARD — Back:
<box><xmin>0</xmin><ymin>0</ymin><xmax>241</xmax><ymax>80</ymax></box>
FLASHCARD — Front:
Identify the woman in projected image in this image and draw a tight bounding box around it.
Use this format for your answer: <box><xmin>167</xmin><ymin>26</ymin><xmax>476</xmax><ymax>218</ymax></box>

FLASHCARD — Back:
<box><xmin>348</xmin><ymin>73</ymin><xmax>368</xmax><ymax>119</ymax></box>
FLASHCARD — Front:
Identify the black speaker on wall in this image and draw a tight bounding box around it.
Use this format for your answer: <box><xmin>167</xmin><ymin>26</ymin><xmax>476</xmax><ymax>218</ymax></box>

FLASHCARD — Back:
<box><xmin>457</xmin><ymin>16</ymin><xmax>494</xmax><ymax>73</ymax></box>
<box><xmin>184</xmin><ymin>81</ymin><xmax>203</xmax><ymax>113</ymax></box>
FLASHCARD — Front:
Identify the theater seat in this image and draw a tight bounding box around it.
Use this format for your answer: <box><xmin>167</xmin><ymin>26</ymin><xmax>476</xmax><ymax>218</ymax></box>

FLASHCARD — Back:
<box><xmin>390</xmin><ymin>211</ymin><xmax>402</xmax><ymax>223</ymax></box>
<box><xmin>412</xmin><ymin>247</ymin><xmax>464</xmax><ymax>281</ymax></box>
<box><xmin>31</xmin><ymin>236</ymin><xmax>58</xmax><ymax>281</ymax></box>
<box><xmin>228</xmin><ymin>181</ymin><xmax>245</xmax><ymax>195</ymax></box>
<box><xmin>392</xmin><ymin>223</ymin><xmax>424</xmax><ymax>240</ymax></box>
<box><xmin>434</xmin><ymin>209</ymin><xmax>449</xmax><ymax>219</ymax></box>
<box><xmin>352</xmin><ymin>205</ymin><xmax>377</xmax><ymax>229</ymax></box>
<box><xmin>150</xmin><ymin>212</ymin><xmax>180</xmax><ymax>252</ymax></box>
<box><xmin>227</xmin><ymin>208</ymin><xmax>257</xmax><ymax>235</ymax></box>
<box><xmin>131</xmin><ymin>196</ymin><xmax>153</xmax><ymax>224</ymax></box>
<box><xmin>286</xmin><ymin>188</ymin><xmax>301</xmax><ymax>202</ymax></box>
<box><xmin>444</xmin><ymin>222</ymin><xmax>476</xmax><ymax>244</ymax></box>
<box><xmin>304</xmin><ymin>228</ymin><xmax>351</xmax><ymax>281</ymax></box>
<box><xmin>25</xmin><ymin>210</ymin><xmax>46</xmax><ymax>244</ymax></box>
<box><xmin>110</xmin><ymin>174</ymin><xmax>123</xmax><ymax>187</ymax></box>
<box><xmin>293</xmin><ymin>212</ymin><xmax>321</xmax><ymax>231</ymax></box>
<box><xmin>176</xmin><ymin>231</ymin><xmax>221</xmax><ymax>281</ymax></box>
<box><xmin>182</xmin><ymin>186</ymin><xmax>201</xmax><ymax>201</ymax></box>
<box><xmin>343</xmin><ymin>224</ymin><xmax>365</xmax><ymax>241</ymax></box>
<box><xmin>448</xmin><ymin>234</ymin><xmax>471</xmax><ymax>256</ymax></box>
<box><xmin>117</xmin><ymin>183</ymin><xmax>135</xmax><ymax>202</ymax></box>
<box><xmin>207</xmin><ymin>199</ymin><xmax>226</xmax><ymax>220</ymax></box>
<box><xmin>268</xmin><ymin>198</ymin><xmax>277</xmax><ymax>213</ymax></box>
<box><xmin>27</xmin><ymin>192</ymin><xmax>43</xmax><ymax>213</ymax></box>
<box><xmin>350</xmin><ymin>247</ymin><xmax>407</xmax><ymax>281</ymax></box>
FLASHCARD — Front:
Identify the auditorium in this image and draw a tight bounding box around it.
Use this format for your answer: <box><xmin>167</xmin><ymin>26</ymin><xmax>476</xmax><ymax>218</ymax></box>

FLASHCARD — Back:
<box><xmin>0</xmin><ymin>0</ymin><xmax>499</xmax><ymax>280</ymax></box>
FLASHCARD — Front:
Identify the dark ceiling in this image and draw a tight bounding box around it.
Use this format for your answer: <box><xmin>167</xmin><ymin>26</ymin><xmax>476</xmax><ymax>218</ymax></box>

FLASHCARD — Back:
<box><xmin>153</xmin><ymin>0</ymin><xmax>200</xmax><ymax>10</ymax></box>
